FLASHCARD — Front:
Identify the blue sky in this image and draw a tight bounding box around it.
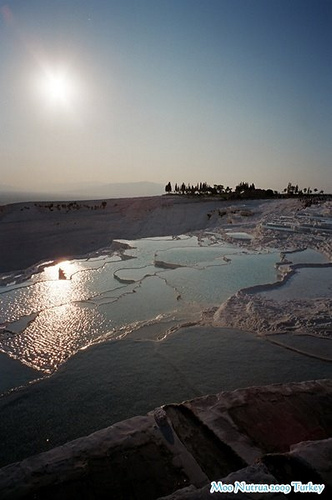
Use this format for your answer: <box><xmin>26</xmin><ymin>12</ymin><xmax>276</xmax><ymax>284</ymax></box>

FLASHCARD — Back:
<box><xmin>1</xmin><ymin>0</ymin><xmax>331</xmax><ymax>193</ymax></box>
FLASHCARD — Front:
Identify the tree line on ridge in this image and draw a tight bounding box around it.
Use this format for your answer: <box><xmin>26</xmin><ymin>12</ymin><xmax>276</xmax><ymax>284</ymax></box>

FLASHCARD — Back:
<box><xmin>164</xmin><ymin>181</ymin><xmax>325</xmax><ymax>199</ymax></box>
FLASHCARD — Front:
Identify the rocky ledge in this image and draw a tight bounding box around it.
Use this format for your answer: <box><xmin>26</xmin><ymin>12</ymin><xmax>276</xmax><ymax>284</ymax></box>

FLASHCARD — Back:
<box><xmin>0</xmin><ymin>379</ymin><xmax>331</xmax><ymax>499</ymax></box>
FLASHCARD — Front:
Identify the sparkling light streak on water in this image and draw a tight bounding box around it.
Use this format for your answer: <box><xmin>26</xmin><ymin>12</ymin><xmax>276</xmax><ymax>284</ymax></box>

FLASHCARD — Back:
<box><xmin>1</xmin><ymin>303</ymin><xmax>108</xmax><ymax>374</ymax></box>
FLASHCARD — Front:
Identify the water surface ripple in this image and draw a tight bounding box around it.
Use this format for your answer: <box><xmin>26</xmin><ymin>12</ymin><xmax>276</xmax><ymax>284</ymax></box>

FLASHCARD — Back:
<box><xmin>0</xmin><ymin>234</ymin><xmax>328</xmax><ymax>386</ymax></box>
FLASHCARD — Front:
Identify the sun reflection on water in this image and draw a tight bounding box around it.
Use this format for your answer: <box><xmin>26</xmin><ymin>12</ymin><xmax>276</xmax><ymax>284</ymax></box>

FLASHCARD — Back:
<box><xmin>32</xmin><ymin>260</ymin><xmax>92</xmax><ymax>310</ymax></box>
<box><xmin>0</xmin><ymin>260</ymin><xmax>108</xmax><ymax>373</ymax></box>
<box><xmin>0</xmin><ymin>262</ymin><xmax>92</xmax><ymax>324</ymax></box>
<box><xmin>44</xmin><ymin>260</ymin><xmax>79</xmax><ymax>280</ymax></box>
<box><xmin>2</xmin><ymin>302</ymin><xmax>107</xmax><ymax>374</ymax></box>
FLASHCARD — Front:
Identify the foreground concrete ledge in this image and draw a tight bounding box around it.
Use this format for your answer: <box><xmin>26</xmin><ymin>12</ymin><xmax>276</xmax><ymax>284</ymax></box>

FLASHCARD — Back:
<box><xmin>160</xmin><ymin>439</ymin><xmax>332</xmax><ymax>499</ymax></box>
<box><xmin>0</xmin><ymin>379</ymin><xmax>331</xmax><ymax>499</ymax></box>
<box><xmin>180</xmin><ymin>378</ymin><xmax>332</xmax><ymax>461</ymax></box>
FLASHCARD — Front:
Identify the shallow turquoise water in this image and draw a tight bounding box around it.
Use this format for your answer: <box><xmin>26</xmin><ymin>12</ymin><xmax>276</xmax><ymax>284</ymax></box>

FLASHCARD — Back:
<box><xmin>284</xmin><ymin>248</ymin><xmax>329</xmax><ymax>265</ymax></box>
<box><xmin>0</xmin><ymin>235</ymin><xmax>279</xmax><ymax>378</ymax></box>
<box><xmin>261</xmin><ymin>266</ymin><xmax>332</xmax><ymax>300</ymax></box>
<box><xmin>0</xmin><ymin>233</ymin><xmax>330</xmax><ymax>396</ymax></box>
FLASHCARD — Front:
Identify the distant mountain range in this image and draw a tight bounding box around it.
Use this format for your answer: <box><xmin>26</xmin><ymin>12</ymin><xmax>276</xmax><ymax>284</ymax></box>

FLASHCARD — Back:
<box><xmin>0</xmin><ymin>182</ymin><xmax>165</xmax><ymax>204</ymax></box>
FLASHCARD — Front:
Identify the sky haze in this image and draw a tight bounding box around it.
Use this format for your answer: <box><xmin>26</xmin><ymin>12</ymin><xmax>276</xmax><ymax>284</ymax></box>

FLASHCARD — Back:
<box><xmin>1</xmin><ymin>0</ymin><xmax>331</xmax><ymax>194</ymax></box>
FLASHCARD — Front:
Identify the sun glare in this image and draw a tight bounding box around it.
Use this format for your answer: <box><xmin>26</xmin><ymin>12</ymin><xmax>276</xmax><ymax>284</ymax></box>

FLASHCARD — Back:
<box><xmin>38</xmin><ymin>67</ymin><xmax>75</xmax><ymax>108</ymax></box>
<box><xmin>48</xmin><ymin>74</ymin><xmax>70</xmax><ymax>101</ymax></box>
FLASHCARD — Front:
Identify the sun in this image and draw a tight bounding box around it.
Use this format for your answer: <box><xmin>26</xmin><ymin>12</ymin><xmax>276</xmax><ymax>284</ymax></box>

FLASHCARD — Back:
<box><xmin>48</xmin><ymin>74</ymin><xmax>70</xmax><ymax>102</ymax></box>
<box><xmin>39</xmin><ymin>68</ymin><xmax>74</xmax><ymax>107</ymax></box>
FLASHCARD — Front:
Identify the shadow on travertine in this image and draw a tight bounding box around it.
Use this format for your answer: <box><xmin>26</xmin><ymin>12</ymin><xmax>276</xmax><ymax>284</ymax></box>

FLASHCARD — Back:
<box><xmin>0</xmin><ymin>379</ymin><xmax>331</xmax><ymax>499</ymax></box>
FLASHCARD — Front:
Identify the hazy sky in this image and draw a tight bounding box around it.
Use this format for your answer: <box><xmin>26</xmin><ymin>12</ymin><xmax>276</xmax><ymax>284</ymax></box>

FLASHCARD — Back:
<box><xmin>1</xmin><ymin>0</ymin><xmax>331</xmax><ymax>193</ymax></box>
